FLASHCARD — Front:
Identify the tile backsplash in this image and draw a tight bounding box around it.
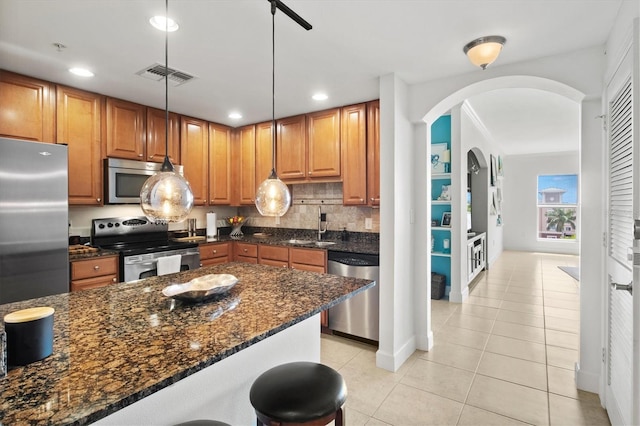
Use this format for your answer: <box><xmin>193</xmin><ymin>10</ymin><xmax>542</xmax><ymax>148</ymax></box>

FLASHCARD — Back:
<box><xmin>240</xmin><ymin>182</ymin><xmax>380</xmax><ymax>233</ymax></box>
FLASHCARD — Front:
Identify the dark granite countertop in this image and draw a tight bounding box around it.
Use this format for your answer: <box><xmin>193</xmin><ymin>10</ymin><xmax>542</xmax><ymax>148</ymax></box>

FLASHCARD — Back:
<box><xmin>68</xmin><ymin>249</ymin><xmax>119</xmax><ymax>262</ymax></box>
<box><xmin>177</xmin><ymin>227</ymin><xmax>380</xmax><ymax>256</ymax></box>
<box><xmin>0</xmin><ymin>262</ymin><xmax>374</xmax><ymax>425</ymax></box>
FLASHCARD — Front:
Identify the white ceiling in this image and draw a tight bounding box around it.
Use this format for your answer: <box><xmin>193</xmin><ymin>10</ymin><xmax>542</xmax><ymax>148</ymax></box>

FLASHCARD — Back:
<box><xmin>0</xmin><ymin>0</ymin><xmax>622</xmax><ymax>155</ymax></box>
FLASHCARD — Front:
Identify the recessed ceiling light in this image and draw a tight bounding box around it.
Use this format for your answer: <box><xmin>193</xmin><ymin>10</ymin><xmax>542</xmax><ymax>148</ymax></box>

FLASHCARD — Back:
<box><xmin>69</xmin><ymin>68</ymin><xmax>94</xmax><ymax>77</ymax></box>
<box><xmin>312</xmin><ymin>93</ymin><xmax>328</xmax><ymax>101</ymax></box>
<box><xmin>149</xmin><ymin>15</ymin><xmax>179</xmax><ymax>32</ymax></box>
<box><xmin>228</xmin><ymin>112</ymin><xmax>242</xmax><ymax>119</ymax></box>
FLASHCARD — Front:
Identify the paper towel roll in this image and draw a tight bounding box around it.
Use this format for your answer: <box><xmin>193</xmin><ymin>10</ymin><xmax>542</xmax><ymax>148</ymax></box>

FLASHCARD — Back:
<box><xmin>206</xmin><ymin>213</ymin><xmax>217</xmax><ymax>238</ymax></box>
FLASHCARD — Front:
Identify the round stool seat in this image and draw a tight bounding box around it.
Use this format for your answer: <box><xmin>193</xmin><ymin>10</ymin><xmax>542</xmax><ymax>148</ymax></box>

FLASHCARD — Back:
<box><xmin>250</xmin><ymin>362</ymin><xmax>347</xmax><ymax>424</ymax></box>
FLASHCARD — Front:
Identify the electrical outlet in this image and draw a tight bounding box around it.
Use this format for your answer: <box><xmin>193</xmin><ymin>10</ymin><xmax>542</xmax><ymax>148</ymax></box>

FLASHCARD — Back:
<box><xmin>275</xmin><ymin>216</ymin><xmax>280</xmax><ymax>225</ymax></box>
<box><xmin>365</xmin><ymin>218</ymin><xmax>373</xmax><ymax>230</ymax></box>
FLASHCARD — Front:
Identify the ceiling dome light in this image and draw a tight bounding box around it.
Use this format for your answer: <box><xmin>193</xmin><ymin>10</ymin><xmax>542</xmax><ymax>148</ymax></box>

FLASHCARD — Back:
<box><xmin>463</xmin><ymin>35</ymin><xmax>506</xmax><ymax>70</ymax></box>
<box><xmin>149</xmin><ymin>15</ymin><xmax>179</xmax><ymax>32</ymax></box>
<box><xmin>312</xmin><ymin>93</ymin><xmax>328</xmax><ymax>101</ymax></box>
<box><xmin>69</xmin><ymin>67</ymin><xmax>94</xmax><ymax>77</ymax></box>
<box><xmin>228</xmin><ymin>112</ymin><xmax>242</xmax><ymax>119</ymax></box>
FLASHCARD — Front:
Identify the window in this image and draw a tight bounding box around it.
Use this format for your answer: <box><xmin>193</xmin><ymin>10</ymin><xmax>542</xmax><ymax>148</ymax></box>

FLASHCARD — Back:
<box><xmin>537</xmin><ymin>174</ymin><xmax>578</xmax><ymax>240</ymax></box>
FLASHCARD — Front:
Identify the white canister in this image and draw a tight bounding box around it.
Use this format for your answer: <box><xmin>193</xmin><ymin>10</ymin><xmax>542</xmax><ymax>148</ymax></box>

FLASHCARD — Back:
<box><xmin>443</xmin><ymin>238</ymin><xmax>450</xmax><ymax>253</ymax></box>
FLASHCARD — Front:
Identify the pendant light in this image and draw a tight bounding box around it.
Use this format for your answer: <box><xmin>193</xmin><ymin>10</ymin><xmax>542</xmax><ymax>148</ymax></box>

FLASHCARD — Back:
<box><xmin>141</xmin><ymin>0</ymin><xmax>194</xmax><ymax>224</ymax></box>
<box><xmin>255</xmin><ymin>0</ymin><xmax>312</xmax><ymax>217</ymax></box>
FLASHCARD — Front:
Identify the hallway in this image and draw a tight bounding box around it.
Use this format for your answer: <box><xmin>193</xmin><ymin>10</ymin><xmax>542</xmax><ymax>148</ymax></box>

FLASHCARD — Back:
<box><xmin>321</xmin><ymin>251</ymin><xmax>610</xmax><ymax>425</ymax></box>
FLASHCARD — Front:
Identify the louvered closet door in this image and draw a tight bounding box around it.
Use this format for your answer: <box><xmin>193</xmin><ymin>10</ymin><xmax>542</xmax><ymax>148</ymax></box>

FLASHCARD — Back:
<box><xmin>605</xmin><ymin>42</ymin><xmax>638</xmax><ymax>426</ymax></box>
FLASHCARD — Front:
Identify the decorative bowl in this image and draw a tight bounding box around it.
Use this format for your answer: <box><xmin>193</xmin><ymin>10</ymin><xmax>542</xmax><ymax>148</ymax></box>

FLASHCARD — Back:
<box><xmin>226</xmin><ymin>216</ymin><xmax>248</xmax><ymax>237</ymax></box>
<box><xmin>162</xmin><ymin>274</ymin><xmax>238</xmax><ymax>302</ymax></box>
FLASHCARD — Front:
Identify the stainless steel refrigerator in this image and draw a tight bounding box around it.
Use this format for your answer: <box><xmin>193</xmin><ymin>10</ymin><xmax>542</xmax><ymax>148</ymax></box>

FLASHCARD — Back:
<box><xmin>0</xmin><ymin>137</ymin><xmax>69</xmax><ymax>304</ymax></box>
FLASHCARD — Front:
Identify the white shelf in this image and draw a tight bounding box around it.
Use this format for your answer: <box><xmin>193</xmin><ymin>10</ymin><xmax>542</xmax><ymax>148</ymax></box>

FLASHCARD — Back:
<box><xmin>432</xmin><ymin>227</ymin><xmax>451</xmax><ymax>231</ymax></box>
<box><xmin>432</xmin><ymin>251</ymin><xmax>451</xmax><ymax>258</ymax></box>
<box><xmin>432</xmin><ymin>200</ymin><xmax>451</xmax><ymax>205</ymax></box>
<box><xmin>432</xmin><ymin>173</ymin><xmax>451</xmax><ymax>179</ymax></box>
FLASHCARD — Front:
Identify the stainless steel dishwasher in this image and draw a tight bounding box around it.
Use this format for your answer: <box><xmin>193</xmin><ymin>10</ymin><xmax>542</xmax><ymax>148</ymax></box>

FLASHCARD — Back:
<box><xmin>327</xmin><ymin>251</ymin><xmax>379</xmax><ymax>342</ymax></box>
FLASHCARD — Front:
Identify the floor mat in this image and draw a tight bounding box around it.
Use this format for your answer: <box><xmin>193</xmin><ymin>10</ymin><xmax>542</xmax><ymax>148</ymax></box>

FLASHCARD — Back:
<box><xmin>558</xmin><ymin>266</ymin><xmax>580</xmax><ymax>281</ymax></box>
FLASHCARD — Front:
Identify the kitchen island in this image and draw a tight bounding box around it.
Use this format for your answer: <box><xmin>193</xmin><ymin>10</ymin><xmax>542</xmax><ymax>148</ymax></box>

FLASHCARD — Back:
<box><xmin>0</xmin><ymin>262</ymin><xmax>375</xmax><ymax>425</ymax></box>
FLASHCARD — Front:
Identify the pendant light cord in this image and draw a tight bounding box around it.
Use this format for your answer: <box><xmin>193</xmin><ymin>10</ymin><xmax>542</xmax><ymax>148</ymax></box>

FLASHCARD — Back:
<box><xmin>271</xmin><ymin>0</ymin><xmax>276</xmax><ymax>172</ymax></box>
<box><xmin>162</xmin><ymin>0</ymin><xmax>173</xmax><ymax>172</ymax></box>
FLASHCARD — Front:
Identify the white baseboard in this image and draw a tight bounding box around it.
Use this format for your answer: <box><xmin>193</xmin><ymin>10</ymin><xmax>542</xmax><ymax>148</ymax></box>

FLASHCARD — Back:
<box><xmin>376</xmin><ymin>335</ymin><xmax>416</xmax><ymax>372</ymax></box>
<box><xmin>416</xmin><ymin>329</ymin><xmax>434</xmax><ymax>351</ymax></box>
<box><xmin>575</xmin><ymin>362</ymin><xmax>601</xmax><ymax>394</ymax></box>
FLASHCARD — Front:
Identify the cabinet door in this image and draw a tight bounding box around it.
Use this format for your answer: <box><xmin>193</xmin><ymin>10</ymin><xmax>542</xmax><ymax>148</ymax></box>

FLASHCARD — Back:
<box><xmin>56</xmin><ymin>85</ymin><xmax>104</xmax><ymax>205</ymax></box>
<box><xmin>0</xmin><ymin>70</ymin><xmax>55</xmax><ymax>142</ymax></box>
<box><xmin>307</xmin><ymin>108</ymin><xmax>341</xmax><ymax>179</ymax></box>
<box><xmin>255</xmin><ymin>121</ymin><xmax>274</xmax><ymax>189</ymax></box>
<box><xmin>277</xmin><ymin>115</ymin><xmax>306</xmax><ymax>181</ymax></box>
<box><xmin>106</xmin><ymin>98</ymin><xmax>146</xmax><ymax>160</ymax></box>
<box><xmin>180</xmin><ymin>116</ymin><xmax>209</xmax><ymax>205</ymax></box>
<box><xmin>367</xmin><ymin>100</ymin><xmax>380</xmax><ymax>206</ymax></box>
<box><xmin>208</xmin><ymin>123</ymin><xmax>232</xmax><ymax>205</ymax></box>
<box><xmin>146</xmin><ymin>107</ymin><xmax>180</xmax><ymax>164</ymax></box>
<box><xmin>236</xmin><ymin>125</ymin><xmax>256</xmax><ymax>205</ymax></box>
<box><xmin>341</xmin><ymin>103</ymin><xmax>367</xmax><ymax>205</ymax></box>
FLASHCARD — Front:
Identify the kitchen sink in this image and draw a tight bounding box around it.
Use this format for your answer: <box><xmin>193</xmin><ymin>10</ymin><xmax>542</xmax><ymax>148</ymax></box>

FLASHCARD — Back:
<box><xmin>314</xmin><ymin>241</ymin><xmax>336</xmax><ymax>247</ymax></box>
<box><xmin>280</xmin><ymin>239</ymin><xmax>314</xmax><ymax>245</ymax></box>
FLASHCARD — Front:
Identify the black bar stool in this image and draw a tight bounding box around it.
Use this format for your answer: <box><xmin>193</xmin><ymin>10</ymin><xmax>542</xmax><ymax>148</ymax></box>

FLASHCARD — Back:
<box><xmin>249</xmin><ymin>362</ymin><xmax>347</xmax><ymax>426</ymax></box>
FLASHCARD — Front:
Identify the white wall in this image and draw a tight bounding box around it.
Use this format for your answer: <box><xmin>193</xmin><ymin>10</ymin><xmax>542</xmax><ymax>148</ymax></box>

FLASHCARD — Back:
<box><xmin>502</xmin><ymin>151</ymin><xmax>580</xmax><ymax>255</ymax></box>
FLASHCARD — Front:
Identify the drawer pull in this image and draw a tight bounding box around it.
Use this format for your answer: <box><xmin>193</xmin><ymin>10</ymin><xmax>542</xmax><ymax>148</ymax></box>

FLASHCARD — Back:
<box><xmin>243</xmin><ymin>248</ymin><xmax>248</xmax><ymax>253</ymax></box>
<box><xmin>97</xmin><ymin>198</ymin><xmax>101</xmax><ymax>203</ymax></box>
<box><xmin>112</xmin><ymin>277</ymin><xmax>116</xmax><ymax>283</ymax></box>
<box><xmin>93</xmin><ymin>265</ymin><xmax>100</xmax><ymax>271</ymax></box>
<box><xmin>213</xmin><ymin>250</ymin><xmax>217</xmax><ymax>254</ymax></box>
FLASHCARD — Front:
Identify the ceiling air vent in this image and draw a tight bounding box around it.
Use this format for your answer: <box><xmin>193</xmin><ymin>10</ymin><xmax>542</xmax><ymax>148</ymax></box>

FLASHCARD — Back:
<box><xmin>136</xmin><ymin>63</ymin><xmax>196</xmax><ymax>86</ymax></box>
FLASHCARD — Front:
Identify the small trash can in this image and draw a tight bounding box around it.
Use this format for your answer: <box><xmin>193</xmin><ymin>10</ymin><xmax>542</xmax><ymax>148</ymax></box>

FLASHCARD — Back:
<box><xmin>430</xmin><ymin>273</ymin><xmax>446</xmax><ymax>300</ymax></box>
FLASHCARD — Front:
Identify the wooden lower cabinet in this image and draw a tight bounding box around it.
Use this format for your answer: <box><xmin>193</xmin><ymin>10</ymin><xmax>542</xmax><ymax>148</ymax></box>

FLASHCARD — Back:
<box><xmin>199</xmin><ymin>242</ymin><xmax>231</xmax><ymax>266</ymax></box>
<box><xmin>234</xmin><ymin>242</ymin><xmax>258</xmax><ymax>263</ymax></box>
<box><xmin>258</xmin><ymin>245</ymin><xmax>289</xmax><ymax>268</ymax></box>
<box><xmin>290</xmin><ymin>247</ymin><xmax>327</xmax><ymax>273</ymax></box>
<box><xmin>70</xmin><ymin>256</ymin><xmax>119</xmax><ymax>292</ymax></box>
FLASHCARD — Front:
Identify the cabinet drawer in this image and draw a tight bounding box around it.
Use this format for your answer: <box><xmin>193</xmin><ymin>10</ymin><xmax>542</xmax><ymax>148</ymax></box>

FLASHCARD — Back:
<box><xmin>290</xmin><ymin>248</ymin><xmax>326</xmax><ymax>268</ymax></box>
<box><xmin>199</xmin><ymin>242</ymin><xmax>230</xmax><ymax>260</ymax></box>
<box><xmin>71</xmin><ymin>274</ymin><xmax>117</xmax><ymax>292</ymax></box>
<box><xmin>260</xmin><ymin>258</ymin><xmax>289</xmax><ymax>268</ymax></box>
<box><xmin>258</xmin><ymin>245</ymin><xmax>289</xmax><ymax>262</ymax></box>
<box><xmin>201</xmin><ymin>256</ymin><xmax>229</xmax><ymax>267</ymax></box>
<box><xmin>235</xmin><ymin>242</ymin><xmax>258</xmax><ymax>258</ymax></box>
<box><xmin>236</xmin><ymin>255</ymin><xmax>258</xmax><ymax>264</ymax></box>
<box><xmin>291</xmin><ymin>262</ymin><xmax>325</xmax><ymax>273</ymax></box>
<box><xmin>71</xmin><ymin>256</ymin><xmax>118</xmax><ymax>280</ymax></box>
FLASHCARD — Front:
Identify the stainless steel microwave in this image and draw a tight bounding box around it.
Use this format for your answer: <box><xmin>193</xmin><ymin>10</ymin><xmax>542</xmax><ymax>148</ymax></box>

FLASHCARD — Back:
<box><xmin>105</xmin><ymin>158</ymin><xmax>184</xmax><ymax>204</ymax></box>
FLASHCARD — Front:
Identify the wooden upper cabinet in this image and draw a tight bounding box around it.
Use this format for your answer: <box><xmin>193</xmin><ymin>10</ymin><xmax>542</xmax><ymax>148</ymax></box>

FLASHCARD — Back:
<box><xmin>0</xmin><ymin>70</ymin><xmax>55</xmax><ymax>142</ymax></box>
<box><xmin>180</xmin><ymin>116</ymin><xmax>208</xmax><ymax>205</ymax></box>
<box><xmin>236</xmin><ymin>125</ymin><xmax>256</xmax><ymax>205</ymax></box>
<box><xmin>146</xmin><ymin>107</ymin><xmax>180</xmax><ymax>164</ymax></box>
<box><xmin>276</xmin><ymin>115</ymin><xmax>307</xmax><ymax>181</ymax></box>
<box><xmin>307</xmin><ymin>108</ymin><xmax>341</xmax><ymax>179</ymax></box>
<box><xmin>208</xmin><ymin>122</ymin><xmax>232</xmax><ymax>205</ymax></box>
<box><xmin>367</xmin><ymin>100</ymin><xmax>380</xmax><ymax>206</ymax></box>
<box><xmin>56</xmin><ymin>85</ymin><xmax>104</xmax><ymax>206</ymax></box>
<box><xmin>106</xmin><ymin>98</ymin><xmax>146</xmax><ymax>160</ymax></box>
<box><xmin>342</xmin><ymin>103</ymin><xmax>368</xmax><ymax>205</ymax></box>
<box><xmin>255</xmin><ymin>121</ymin><xmax>274</xmax><ymax>191</ymax></box>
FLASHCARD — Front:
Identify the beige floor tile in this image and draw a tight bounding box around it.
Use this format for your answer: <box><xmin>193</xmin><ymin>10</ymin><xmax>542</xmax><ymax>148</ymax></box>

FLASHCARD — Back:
<box><xmin>467</xmin><ymin>375</ymin><xmax>549</xmax><ymax>425</ymax></box>
<box><xmin>544</xmin><ymin>290</ymin><xmax>580</xmax><ymax>301</ymax></box>
<box><xmin>477</xmin><ymin>352</ymin><xmax>547</xmax><ymax>390</ymax></box>
<box><xmin>339</xmin><ymin>364</ymin><xmax>398</xmax><ymax>416</ymax></box>
<box><xmin>344</xmin><ymin>406</ymin><xmax>373</xmax><ymax>426</ymax></box>
<box><xmin>434</xmin><ymin>325</ymin><xmax>490</xmax><ymax>350</ymax></box>
<box><xmin>545</xmin><ymin>315</ymin><xmax>580</xmax><ymax>334</ymax></box>
<box><xmin>422</xmin><ymin>340</ymin><xmax>484</xmax><ymax>372</ymax></box>
<box><xmin>343</xmin><ymin>345</ymin><xmax>418</xmax><ymax>382</ymax></box>
<box><xmin>496</xmin><ymin>309</ymin><xmax>545</xmax><ymax>328</ymax></box>
<box><xmin>432</xmin><ymin>310</ymin><xmax>454</xmax><ymax>327</ymax></box>
<box><xmin>546</xmin><ymin>346</ymin><xmax>578</xmax><ymax>370</ymax></box>
<box><xmin>546</xmin><ymin>329</ymin><xmax>579</xmax><ymax>350</ymax></box>
<box><xmin>545</xmin><ymin>306</ymin><xmax>580</xmax><ymax>321</ymax></box>
<box><xmin>485</xmin><ymin>334</ymin><xmax>546</xmax><ymax>364</ymax></box>
<box><xmin>400</xmin><ymin>358</ymin><xmax>474</xmax><ymax>403</ymax></box>
<box><xmin>433</xmin><ymin>299</ymin><xmax>460</xmax><ymax>313</ymax></box>
<box><xmin>509</xmin><ymin>277</ymin><xmax>543</xmax><ymax>287</ymax></box>
<box><xmin>470</xmin><ymin>288</ymin><xmax>507</xmax><ymax>300</ymax></box>
<box><xmin>492</xmin><ymin>320</ymin><xmax>546</xmax><ymax>344</ymax></box>
<box><xmin>501</xmin><ymin>292</ymin><xmax>544</xmax><ymax>305</ymax></box>
<box><xmin>544</xmin><ymin>282</ymin><xmax>579</xmax><ymax>294</ymax></box>
<box><xmin>468</xmin><ymin>295</ymin><xmax>503</xmax><ymax>308</ymax></box>
<box><xmin>365</xmin><ymin>417</ymin><xmax>391</xmax><ymax>426</ymax></box>
<box><xmin>499</xmin><ymin>300</ymin><xmax>545</xmax><ymax>315</ymax></box>
<box><xmin>445</xmin><ymin>313</ymin><xmax>495</xmax><ymax>333</ymax></box>
<box><xmin>548</xmin><ymin>393</ymin><xmax>610</xmax><ymax>426</ymax></box>
<box><xmin>321</xmin><ymin>334</ymin><xmax>369</xmax><ymax>370</ymax></box>
<box><xmin>506</xmin><ymin>286</ymin><xmax>543</xmax><ymax>297</ymax></box>
<box><xmin>457</xmin><ymin>405</ymin><xmax>530</xmax><ymax>426</ymax></box>
<box><xmin>373</xmin><ymin>383</ymin><xmax>463</xmax><ymax>426</ymax></box>
<box><xmin>458</xmin><ymin>303</ymin><xmax>500</xmax><ymax>320</ymax></box>
<box><xmin>547</xmin><ymin>365</ymin><xmax>580</xmax><ymax>399</ymax></box>
<box><xmin>544</xmin><ymin>298</ymin><xmax>580</xmax><ymax>311</ymax></box>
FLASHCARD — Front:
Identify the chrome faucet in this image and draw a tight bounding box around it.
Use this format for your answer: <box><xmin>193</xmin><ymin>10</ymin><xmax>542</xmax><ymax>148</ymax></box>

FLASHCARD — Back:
<box><xmin>318</xmin><ymin>206</ymin><xmax>328</xmax><ymax>241</ymax></box>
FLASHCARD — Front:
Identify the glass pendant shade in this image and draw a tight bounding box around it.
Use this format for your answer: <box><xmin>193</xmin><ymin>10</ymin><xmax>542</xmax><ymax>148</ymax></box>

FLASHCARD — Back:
<box><xmin>255</xmin><ymin>169</ymin><xmax>291</xmax><ymax>217</ymax></box>
<box><xmin>463</xmin><ymin>36</ymin><xmax>506</xmax><ymax>70</ymax></box>
<box><xmin>140</xmin><ymin>167</ymin><xmax>194</xmax><ymax>224</ymax></box>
